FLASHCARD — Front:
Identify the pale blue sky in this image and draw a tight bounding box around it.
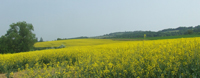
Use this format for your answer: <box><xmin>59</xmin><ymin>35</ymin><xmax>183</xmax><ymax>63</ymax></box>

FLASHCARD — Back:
<box><xmin>1</xmin><ymin>0</ymin><xmax>200</xmax><ymax>41</ymax></box>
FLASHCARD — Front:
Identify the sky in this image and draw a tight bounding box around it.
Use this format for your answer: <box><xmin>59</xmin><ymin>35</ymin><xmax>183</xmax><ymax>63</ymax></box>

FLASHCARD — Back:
<box><xmin>1</xmin><ymin>0</ymin><xmax>200</xmax><ymax>41</ymax></box>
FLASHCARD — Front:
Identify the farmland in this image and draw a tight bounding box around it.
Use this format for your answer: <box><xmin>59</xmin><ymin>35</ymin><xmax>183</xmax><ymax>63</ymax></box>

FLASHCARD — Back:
<box><xmin>1</xmin><ymin>38</ymin><xmax>200</xmax><ymax>77</ymax></box>
<box><xmin>34</xmin><ymin>39</ymin><xmax>123</xmax><ymax>48</ymax></box>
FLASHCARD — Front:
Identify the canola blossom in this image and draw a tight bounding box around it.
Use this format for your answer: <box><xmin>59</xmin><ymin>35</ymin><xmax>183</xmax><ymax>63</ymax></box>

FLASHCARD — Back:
<box><xmin>1</xmin><ymin>38</ymin><xmax>200</xmax><ymax>77</ymax></box>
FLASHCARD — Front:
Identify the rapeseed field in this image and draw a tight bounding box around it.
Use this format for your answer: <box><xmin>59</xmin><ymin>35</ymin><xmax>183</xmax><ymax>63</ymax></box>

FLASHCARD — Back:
<box><xmin>1</xmin><ymin>38</ymin><xmax>200</xmax><ymax>77</ymax></box>
<box><xmin>34</xmin><ymin>39</ymin><xmax>121</xmax><ymax>48</ymax></box>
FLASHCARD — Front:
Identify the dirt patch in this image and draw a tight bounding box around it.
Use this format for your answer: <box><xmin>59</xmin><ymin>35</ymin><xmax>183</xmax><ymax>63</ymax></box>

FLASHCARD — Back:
<box><xmin>0</xmin><ymin>73</ymin><xmax>6</xmax><ymax>78</ymax></box>
<box><xmin>0</xmin><ymin>72</ymin><xmax>22</xmax><ymax>78</ymax></box>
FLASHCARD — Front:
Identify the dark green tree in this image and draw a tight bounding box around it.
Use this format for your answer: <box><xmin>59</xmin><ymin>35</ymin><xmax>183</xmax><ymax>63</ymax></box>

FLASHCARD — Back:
<box><xmin>0</xmin><ymin>21</ymin><xmax>37</xmax><ymax>53</ymax></box>
<box><xmin>186</xmin><ymin>29</ymin><xmax>193</xmax><ymax>35</ymax></box>
<box><xmin>0</xmin><ymin>36</ymin><xmax>9</xmax><ymax>53</ymax></box>
<box><xmin>39</xmin><ymin>37</ymin><xmax>44</xmax><ymax>42</ymax></box>
<box><xmin>57</xmin><ymin>38</ymin><xmax>62</xmax><ymax>40</ymax></box>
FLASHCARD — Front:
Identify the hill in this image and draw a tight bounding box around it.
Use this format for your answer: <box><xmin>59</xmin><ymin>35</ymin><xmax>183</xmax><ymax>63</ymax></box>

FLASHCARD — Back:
<box><xmin>93</xmin><ymin>25</ymin><xmax>200</xmax><ymax>39</ymax></box>
<box><xmin>53</xmin><ymin>25</ymin><xmax>200</xmax><ymax>40</ymax></box>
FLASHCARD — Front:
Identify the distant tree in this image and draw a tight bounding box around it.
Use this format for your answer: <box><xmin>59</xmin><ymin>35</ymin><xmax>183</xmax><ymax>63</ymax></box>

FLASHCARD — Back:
<box><xmin>185</xmin><ymin>30</ymin><xmax>193</xmax><ymax>35</ymax></box>
<box><xmin>39</xmin><ymin>37</ymin><xmax>44</xmax><ymax>42</ymax></box>
<box><xmin>194</xmin><ymin>25</ymin><xmax>200</xmax><ymax>32</ymax></box>
<box><xmin>0</xmin><ymin>21</ymin><xmax>37</xmax><ymax>53</ymax></box>
<box><xmin>57</xmin><ymin>38</ymin><xmax>62</xmax><ymax>40</ymax></box>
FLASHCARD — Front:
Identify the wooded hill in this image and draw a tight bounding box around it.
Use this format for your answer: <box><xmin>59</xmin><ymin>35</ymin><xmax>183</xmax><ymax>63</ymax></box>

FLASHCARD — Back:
<box><xmin>94</xmin><ymin>25</ymin><xmax>200</xmax><ymax>39</ymax></box>
<box><xmin>57</xmin><ymin>25</ymin><xmax>200</xmax><ymax>40</ymax></box>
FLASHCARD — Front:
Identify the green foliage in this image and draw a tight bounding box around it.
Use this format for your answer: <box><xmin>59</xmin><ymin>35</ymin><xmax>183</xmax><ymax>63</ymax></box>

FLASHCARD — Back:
<box><xmin>146</xmin><ymin>34</ymin><xmax>200</xmax><ymax>40</ymax></box>
<box><xmin>111</xmin><ymin>34</ymin><xmax>200</xmax><ymax>40</ymax></box>
<box><xmin>0</xmin><ymin>21</ymin><xmax>37</xmax><ymax>53</ymax></box>
<box><xmin>57</xmin><ymin>38</ymin><xmax>62</xmax><ymax>40</ymax></box>
<box><xmin>97</xmin><ymin>25</ymin><xmax>200</xmax><ymax>39</ymax></box>
<box><xmin>39</xmin><ymin>37</ymin><xmax>44</xmax><ymax>42</ymax></box>
<box><xmin>186</xmin><ymin>29</ymin><xmax>193</xmax><ymax>35</ymax></box>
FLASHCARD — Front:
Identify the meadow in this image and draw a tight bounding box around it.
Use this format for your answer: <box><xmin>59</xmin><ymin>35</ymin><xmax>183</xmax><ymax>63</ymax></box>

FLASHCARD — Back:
<box><xmin>1</xmin><ymin>38</ymin><xmax>200</xmax><ymax>77</ymax></box>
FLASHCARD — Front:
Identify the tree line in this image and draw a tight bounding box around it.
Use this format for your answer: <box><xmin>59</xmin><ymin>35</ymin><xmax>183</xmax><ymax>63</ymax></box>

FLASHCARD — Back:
<box><xmin>99</xmin><ymin>25</ymin><xmax>200</xmax><ymax>39</ymax></box>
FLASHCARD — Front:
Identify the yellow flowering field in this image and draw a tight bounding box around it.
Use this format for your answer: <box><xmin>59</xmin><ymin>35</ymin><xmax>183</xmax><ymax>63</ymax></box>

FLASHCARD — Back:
<box><xmin>34</xmin><ymin>39</ymin><xmax>121</xmax><ymax>48</ymax></box>
<box><xmin>1</xmin><ymin>38</ymin><xmax>200</xmax><ymax>77</ymax></box>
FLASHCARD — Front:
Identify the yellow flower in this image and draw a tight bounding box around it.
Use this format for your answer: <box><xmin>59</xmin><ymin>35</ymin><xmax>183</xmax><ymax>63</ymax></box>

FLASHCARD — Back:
<box><xmin>9</xmin><ymin>72</ymin><xmax>14</xmax><ymax>78</ymax></box>
<box><xmin>108</xmin><ymin>62</ymin><xmax>113</xmax><ymax>68</ymax></box>
<box><xmin>123</xmin><ymin>70</ymin><xmax>128</xmax><ymax>74</ymax></box>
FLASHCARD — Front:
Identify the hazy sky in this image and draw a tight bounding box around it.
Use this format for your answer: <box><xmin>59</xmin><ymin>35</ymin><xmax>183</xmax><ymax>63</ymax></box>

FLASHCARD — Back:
<box><xmin>1</xmin><ymin>0</ymin><xmax>200</xmax><ymax>41</ymax></box>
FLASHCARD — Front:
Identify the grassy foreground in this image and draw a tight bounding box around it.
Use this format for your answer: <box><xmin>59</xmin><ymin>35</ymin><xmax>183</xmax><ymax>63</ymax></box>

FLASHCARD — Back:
<box><xmin>1</xmin><ymin>38</ymin><xmax>200</xmax><ymax>77</ymax></box>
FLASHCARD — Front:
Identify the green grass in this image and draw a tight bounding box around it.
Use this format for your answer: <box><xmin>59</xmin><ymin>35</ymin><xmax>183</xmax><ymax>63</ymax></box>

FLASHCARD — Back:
<box><xmin>110</xmin><ymin>34</ymin><xmax>200</xmax><ymax>40</ymax></box>
<box><xmin>147</xmin><ymin>34</ymin><xmax>200</xmax><ymax>40</ymax></box>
